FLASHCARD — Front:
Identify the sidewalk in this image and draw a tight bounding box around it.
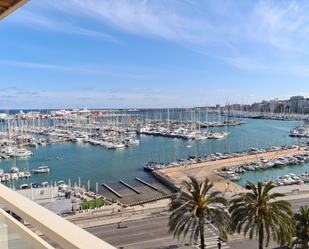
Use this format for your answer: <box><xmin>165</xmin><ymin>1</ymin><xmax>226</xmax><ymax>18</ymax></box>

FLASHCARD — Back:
<box><xmin>66</xmin><ymin>185</ymin><xmax>309</xmax><ymax>229</ymax></box>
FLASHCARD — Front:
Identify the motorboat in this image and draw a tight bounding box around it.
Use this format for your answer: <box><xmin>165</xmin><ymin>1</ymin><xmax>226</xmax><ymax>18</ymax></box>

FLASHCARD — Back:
<box><xmin>24</xmin><ymin>171</ymin><xmax>31</xmax><ymax>178</ymax></box>
<box><xmin>18</xmin><ymin>171</ymin><xmax>25</xmax><ymax>178</ymax></box>
<box><xmin>300</xmin><ymin>172</ymin><xmax>309</xmax><ymax>183</ymax></box>
<box><xmin>14</xmin><ymin>148</ymin><xmax>33</xmax><ymax>157</ymax></box>
<box><xmin>2</xmin><ymin>173</ymin><xmax>11</xmax><ymax>182</ymax></box>
<box><xmin>41</xmin><ymin>181</ymin><xmax>49</xmax><ymax>187</ymax></box>
<box><xmin>33</xmin><ymin>166</ymin><xmax>50</xmax><ymax>174</ymax></box>
<box><xmin>19</xmin><ymin>184</ymin><xmax>30</xmax><ymax>189</ymax></box>
<box><xmin>11</xmin><ymin>173</ymin><xmax>18</xmax><ymax>180</ymax></box>
<box><xmin>11</xmin><ymin>167</ymin><xmax>19</xmax><ymax>173</ymax></box>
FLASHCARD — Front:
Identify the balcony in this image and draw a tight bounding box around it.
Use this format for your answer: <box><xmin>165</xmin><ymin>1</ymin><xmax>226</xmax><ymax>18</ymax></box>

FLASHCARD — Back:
<box><xmin>0</xmin><ymin>0</ymin><xmax>29</xmax><ymax>20</ymax></box>
<box><xmin>0</xmin><ymin>183</ymin><xmax>115</xmax><ymax>249</ymax></box>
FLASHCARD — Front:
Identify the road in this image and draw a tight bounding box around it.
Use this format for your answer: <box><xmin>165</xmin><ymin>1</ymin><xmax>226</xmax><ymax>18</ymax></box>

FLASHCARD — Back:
<box><xmin>86</xmin><ymin>215</ymin><xmax>227</xmax><ymax>249</ymax></box>
<box><xmin>84</xmin><ymin>198</ymin><xmax>309</xmax><ymax>249</ymax></box>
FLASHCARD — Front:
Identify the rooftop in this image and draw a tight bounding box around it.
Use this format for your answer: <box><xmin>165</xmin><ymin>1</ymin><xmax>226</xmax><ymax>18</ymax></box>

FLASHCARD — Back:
<box><xmin>0</xmin><ymin>0</ymin><xmax>28</xmax><ymax>20</ymax></box>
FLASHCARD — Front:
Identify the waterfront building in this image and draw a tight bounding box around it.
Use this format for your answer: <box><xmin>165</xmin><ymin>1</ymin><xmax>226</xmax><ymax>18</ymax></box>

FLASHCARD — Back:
<box><xmin>225</xmin><ymin>95</ymin><xmax>309</xmax><ymax>114</ymax></box>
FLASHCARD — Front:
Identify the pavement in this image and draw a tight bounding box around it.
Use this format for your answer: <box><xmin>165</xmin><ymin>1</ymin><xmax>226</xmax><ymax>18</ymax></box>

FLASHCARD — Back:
<box><xmin>71</xmin><ymin>196</ymin><xmax>309</xmax><ymax>249</ymax></box>
<box><xmin>85</xmin><ymin>215</ymin><xmax>233</xmax><ymax>249</ymax></box>
<box><xmin>84</xmin><ymin>211</ymin><xmax>280</xmax><ymax>249</ymax></box>
<box><xmin>68</xmin><ymin>191</ymin><xmax>309</xmax><ymax>228</ymax></box>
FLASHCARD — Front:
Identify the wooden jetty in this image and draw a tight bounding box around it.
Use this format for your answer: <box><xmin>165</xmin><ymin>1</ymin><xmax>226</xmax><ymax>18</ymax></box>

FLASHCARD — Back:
<box><xmin>119</xmin><ymin>180</ymin><xmax>141</xmax><ymax>194</ymax></box>
<box><xmin>102</xmin><ymin>183</ymin><xmax>122</xmax><ymax>198</ymax></box>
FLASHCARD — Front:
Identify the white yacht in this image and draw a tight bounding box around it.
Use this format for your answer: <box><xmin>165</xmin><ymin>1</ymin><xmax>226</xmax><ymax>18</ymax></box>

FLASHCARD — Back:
<box><xmin>19</xmin><ymin>184</ymin><xmax>30</xmax><ymax>189</ymax></box>
<box><xmin>300</xmin><ymin>172</ymin><xmax>309</xmax><ymax>183</ymax></box>
<box><xmin>211</xmin><ymin>132</ymin><xmax>229</xmax><ymax>139</ymax></box>
<box><xmin>18</xmin><ymin>171</ymin><xmax>25</xmax><ymax>178</ymax></box>
<box><xmin>24</xmin><ymin>171</ymin><xmax>31</xmax><ymax>178</ymax></box>
<box><xmin>2</xmin><ymin>173</ymin><xmax>11</xmax><ymax>182</ymax></box>
<box><xmin>33</xmin><ymin>166</ymin><xmax>50</xmax><ymax>174</ymax></box>
<box><xmin>41</xmin><ymin>181</ymin><xmax>49</xmax><ymax>187</ymax></box>
<box><xmin>11</xmin><ymin>173</ymin><xmax>18</xmax><ymax>180</ymax></box>
<box><xmin>11</xmin><ymin>166</ymin><xmax>19</xmax><ymax>173</ymax></box>
<box><xmin>14</xmin><ymin>148</ymin><xmax>33</xmax><ymax>157</ymax></box>
<box><xmin>125</xmin><ymin>138</ymin><xmax>140</xmax><ymax>146</ymax></box>
<box><xmin>105</xmin><ymin>142</ymin><xmax>126</xmax><ymax>149</ymax></box>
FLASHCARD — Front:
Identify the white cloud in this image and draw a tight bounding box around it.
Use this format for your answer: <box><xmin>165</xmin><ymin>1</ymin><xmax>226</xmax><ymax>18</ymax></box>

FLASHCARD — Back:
<box><xmin>8</xmin><ymin>8</ymin><xmax>117</xmax><ymax>42</ymax></box>
<box><xmin>6</xmin><ymin>0</ymin><xmax>309</xmax><ymax>77</ymax></box>
<box><xmin>0</xmin><ymin>59</ymin><xmax>152</xmax><ymax>79</ymax></box>
<box><xmin>33</xmin><ymin>0</ymin><xmax>309</xmax><ymax>72</ymax></box>
<box><xmin>0</xmin><ymin>87</ymin><xmax>182</xmax><ymax>109</ymax></box>
<box><xmin>219</xmin><ymin>56</ymin><xmax>271</xmax><ymax>71</ymax></box>
<box><xmin>68</xmin><ymin>0</ymin><xmax>212</xmax><ymax>44</ymax></box>
<box><xmin>249</xmin><ymin>1</ymin><xmax>309</xmax><ymax>51</ymax></box>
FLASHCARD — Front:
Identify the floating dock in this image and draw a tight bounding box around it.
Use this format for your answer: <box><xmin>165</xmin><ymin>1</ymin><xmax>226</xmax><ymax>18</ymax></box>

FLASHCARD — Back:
<box><xmin>135</xmin><ymin>177</ymin><xmax>168</xmax><ymax>195</ymax></box>
<box><xmin>101</xmin><ymin>183</ymin><xmax>122</xmax><ymax>198</ymax></box>
<box><xmin>119</xmin><ymin>180</ymin><xmax>141</xmax><ymax>194</ymax></box>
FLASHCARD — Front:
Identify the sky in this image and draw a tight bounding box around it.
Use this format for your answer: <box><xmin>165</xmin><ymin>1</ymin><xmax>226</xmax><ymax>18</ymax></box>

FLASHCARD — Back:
<box><xmin>1</xmin><ymin>0</ymin><xmax>309</xmax><ymax>109</ymax></box>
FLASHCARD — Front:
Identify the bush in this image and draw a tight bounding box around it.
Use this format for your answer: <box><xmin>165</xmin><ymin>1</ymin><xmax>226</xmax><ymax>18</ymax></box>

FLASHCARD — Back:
<box><xmin>80</xmin><ymin>198</ymin><xmax>107</xmax><ymax>209</ymax></box>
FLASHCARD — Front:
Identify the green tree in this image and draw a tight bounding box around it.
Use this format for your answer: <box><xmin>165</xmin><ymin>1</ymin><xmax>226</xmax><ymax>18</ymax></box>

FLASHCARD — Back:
<box><xmin>229</xmin><ymin>181</ymin><xmax>295</xmax><ymax>249</ymax></box>
<box><xmin>168</xmin><ymin>176</ymin><xmax>231</xmax><ymax>249</ymax></box>
<box><xmin>292</xmin><ymin>206</ymin><xmax>309</xmax><ymax>249</ymax></box>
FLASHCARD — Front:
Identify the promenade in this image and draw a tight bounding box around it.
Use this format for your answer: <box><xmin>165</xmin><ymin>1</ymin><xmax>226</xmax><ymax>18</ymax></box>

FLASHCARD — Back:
<box><xmin>67</xmin><ymin>195</ymin><xmax>309</xmax><ymax>249</ymax></box>
<box><xmin>156</xmin><ymin>147</ymin><xmax>309</xmax><ymax>192</ymax></box>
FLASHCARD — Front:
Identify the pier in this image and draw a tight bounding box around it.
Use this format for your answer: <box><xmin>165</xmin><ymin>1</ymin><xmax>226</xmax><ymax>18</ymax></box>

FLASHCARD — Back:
<box><xmin>101</xmin><ymin>183</ymin><xmax>122</xmax><ymax>198</ymax></box>
<box><xmin>119</xmin><ymin>180</ymin><xmax>141</xmax><ymax>194</ymax></box>
<box><xmin>155</xmin><ymin>146</ymin><xmax>309</xmax><ymax>193</ymax></box>
<box><xmin>135</xmin><ymin>177</ymin><xmax>158</xmax><ymax>191</ymax></box>
<box><xmin>99</xmin><ymin>180</ymin><xmax>173</xmax><ymax>205</ymax></box>
<box><xmin>135</xmin><ymin>177</ymin><xmax>164</xmax><ymax>192</ymax></box>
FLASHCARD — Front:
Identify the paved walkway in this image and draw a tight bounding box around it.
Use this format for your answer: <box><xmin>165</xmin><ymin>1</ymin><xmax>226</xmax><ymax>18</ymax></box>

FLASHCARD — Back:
<box><xmin>67</xmin><ymin>189</ymin><xmax>309</xmax><ymax>230</ymax></box>
<box><xmin>157</xmin><ymin>147</ymin><xmax>308</xmax><ymax>192</ymax></box>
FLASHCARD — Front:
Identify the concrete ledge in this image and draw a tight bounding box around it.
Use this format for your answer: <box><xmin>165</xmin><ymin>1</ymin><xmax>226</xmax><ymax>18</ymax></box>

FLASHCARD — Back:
<box><xmin>0</xmin><ymin>208</ymin><xmax>54</xmax><ymax>249</ymax></box>
<box><xmin>0</xmin><ymin>184</ymin><xmax>115</xmax><ymax>249</ymax></box>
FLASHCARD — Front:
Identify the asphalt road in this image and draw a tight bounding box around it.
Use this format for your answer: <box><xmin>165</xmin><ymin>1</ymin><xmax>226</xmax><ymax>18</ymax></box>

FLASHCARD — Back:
<box><xmin>84</xmin><ymin>198</ymin><xmax>309</xmax><ymax>249</ymax></box>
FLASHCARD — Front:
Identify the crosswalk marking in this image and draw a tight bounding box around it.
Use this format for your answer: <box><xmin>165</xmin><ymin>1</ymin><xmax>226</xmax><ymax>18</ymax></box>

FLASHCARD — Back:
<box><xmin>188</xmin><ymin>222</ymin><xmax>231</xmax><ymax>249</ymax></box>
<box><xmin>203</xmin><ymin>223</ymin><xmax>230</xmax><ymax>249</ymax></box>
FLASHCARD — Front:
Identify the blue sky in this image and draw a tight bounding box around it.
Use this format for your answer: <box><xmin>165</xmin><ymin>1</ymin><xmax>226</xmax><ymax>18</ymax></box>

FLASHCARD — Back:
<box><xmin>1</xmin><ymin>0</ymin><xmax>309</xmax><ymax>108</ymax></box>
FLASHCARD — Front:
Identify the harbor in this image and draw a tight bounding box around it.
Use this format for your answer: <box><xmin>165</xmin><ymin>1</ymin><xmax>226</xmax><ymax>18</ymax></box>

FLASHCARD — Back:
<box><xmin>4</xmin><ymin>3</ymin><xmax>309</xmax><ymax>248</ymax></box>
<box><xmin>0</xmin><ymin>109</ymin><xmax>308</xmax><ymax>210</ymax></box>
<box><xmin>0</xmin><ymin>108</ymin><xmax>240</xmax><ymax>156</ymax></box>
<box><xmin>225</xmin><ymin>111</ymin><xmax>309</xmax><ymax>121</ymax></box>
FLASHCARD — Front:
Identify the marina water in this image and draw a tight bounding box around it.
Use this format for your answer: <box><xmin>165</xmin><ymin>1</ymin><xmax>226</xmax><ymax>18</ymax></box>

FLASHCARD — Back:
<box><xmin>1</xmin><ymin>117</ymin><xmax>308</xmax><ymax>190</ymax></box>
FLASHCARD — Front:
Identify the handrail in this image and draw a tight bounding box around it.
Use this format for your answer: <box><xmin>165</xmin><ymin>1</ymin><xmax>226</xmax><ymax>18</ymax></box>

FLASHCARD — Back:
<box><xmin>0</xmin><ymin>184</ymin><xmax>115</xmax><ymax>249</ymax></box>
<box><xmin>0</xmin><ymin>208</ymin><xmax>54</xmax><ymax>249</ymax></box>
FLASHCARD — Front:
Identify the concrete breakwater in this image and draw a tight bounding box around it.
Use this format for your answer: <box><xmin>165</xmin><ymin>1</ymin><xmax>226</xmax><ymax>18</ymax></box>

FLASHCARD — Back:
<box><xmin>153</xmin><ymin>146</ymin><xmax>309</xmax><ymax>193</ymax></box>
<box><xmin>150</xmin><ymin>170</ymin><xmax>181</xmax><ymax>192</ymax></box>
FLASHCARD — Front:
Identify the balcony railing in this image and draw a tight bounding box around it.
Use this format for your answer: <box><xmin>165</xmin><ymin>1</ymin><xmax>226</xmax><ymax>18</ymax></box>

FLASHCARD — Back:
<box><xmin>0</xmin><ymin>183</ymin><xmax>115</xmax><ymax>249</ymax></box>
<box><xmin>0</xmin><ymin>207</ymin><xmax>53</xmax><ymax>249</ymax></box>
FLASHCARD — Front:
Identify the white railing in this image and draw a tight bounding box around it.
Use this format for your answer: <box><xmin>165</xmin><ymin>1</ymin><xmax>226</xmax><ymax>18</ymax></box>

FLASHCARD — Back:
<box><xmin>0</xmin><ymin>184</ymin><xmax>115</xmax><ymax>249</ymax></box>
<box><xmin>0</xmin><ymin>208</ymin><xmax>54</xmax><ymax>249</ymax></box>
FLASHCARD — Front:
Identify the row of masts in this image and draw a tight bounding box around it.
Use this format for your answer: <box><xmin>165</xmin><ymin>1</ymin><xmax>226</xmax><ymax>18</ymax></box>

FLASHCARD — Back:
<box><xmin>0</xmin><ymin>108</ymin><xmax>245</xmax><ymax>152</ymax></box>
<box><xmin>0</xmin><ymin>108</ymin><xmax>240</xmax><ymax>132</ymax></box>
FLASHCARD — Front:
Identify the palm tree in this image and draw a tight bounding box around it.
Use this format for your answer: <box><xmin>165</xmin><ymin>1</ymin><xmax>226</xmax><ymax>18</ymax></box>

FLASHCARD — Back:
<box><xmin>292</xmin><ymin>206</ymin><xmax>309</xmax><ymax>249</ymax></box>
<box><xmin>168</xmin><ymin>176</ymin><xmax>231</xmax><ymax>249</ymax></box>
<box><xmin>229</xmin><ymin>181</ymin><xmax>295</xmax><ymax>249</ymax></box>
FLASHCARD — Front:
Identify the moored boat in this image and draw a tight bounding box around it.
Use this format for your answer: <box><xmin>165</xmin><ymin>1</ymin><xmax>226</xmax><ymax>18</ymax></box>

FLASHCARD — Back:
<box><xmin>33</xmin><ymin>166</ymin><xmax>50</xmax><ymax>174</ymax></box>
